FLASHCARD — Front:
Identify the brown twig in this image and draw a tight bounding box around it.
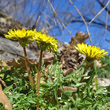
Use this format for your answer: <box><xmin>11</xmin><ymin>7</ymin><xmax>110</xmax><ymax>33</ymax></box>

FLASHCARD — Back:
<box><xmin>59</xmin><ymin>86</ymin><xmax>77</xmax><ymax>93</ymax></box>
<box><xmin>23</xmin><ymin>47</ymin><xmax>34</xmax><ymax>89</ymax></box>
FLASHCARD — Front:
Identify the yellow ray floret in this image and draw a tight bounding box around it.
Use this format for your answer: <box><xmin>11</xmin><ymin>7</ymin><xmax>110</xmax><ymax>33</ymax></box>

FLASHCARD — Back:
<box><xmin>31</xmin><ymin>32</ymin><xmax>57</xmax><ymax>52</ymax></box>
<box><xmin>75</xmin><ymin>43</ymin><xmax>108</xmax><ymax>61</ymax></box>
<box><xmin>5</xmin><ymin>28</ymin><xmax>36</xmax><ymax>40</ymax></box>
<box><xmin>4</xmin><ymin>28</ymin><xmax>36</xmax><ymax>47</ymax></box>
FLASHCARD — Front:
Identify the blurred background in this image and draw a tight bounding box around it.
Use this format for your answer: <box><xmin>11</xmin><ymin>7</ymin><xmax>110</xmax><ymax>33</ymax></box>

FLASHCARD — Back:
<box><xmin>0</xmin><ymin>0</ymin><xmax>110</xmax><ymax>52</ymax></box>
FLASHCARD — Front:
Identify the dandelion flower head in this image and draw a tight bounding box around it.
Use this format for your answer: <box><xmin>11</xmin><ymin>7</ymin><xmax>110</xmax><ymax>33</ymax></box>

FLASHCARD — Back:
<box><xmin>32</xmin><ymin>32</ymin><xmax>57</xmax><ymax>52</ymax></box>
<box><xmin>75</xmin><ymin>43</ymin><xmax>108</xmax><ymax>61</ymax></box>
<box><xmin>4</xmin><ymin>28</ymin><xmax>36</xmax><ymax>47</ymax></box>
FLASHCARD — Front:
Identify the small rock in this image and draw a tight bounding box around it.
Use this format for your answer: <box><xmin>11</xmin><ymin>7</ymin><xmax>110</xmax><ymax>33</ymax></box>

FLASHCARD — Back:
<box><xmin>97</xmin><ymin>78</ymin><xmax>110</xmax><ymax>86</ymax></box>
<box><xmin>0</xmin><ymin>37</ymin><xmax>38</xmax><ymax>61</ymax></box>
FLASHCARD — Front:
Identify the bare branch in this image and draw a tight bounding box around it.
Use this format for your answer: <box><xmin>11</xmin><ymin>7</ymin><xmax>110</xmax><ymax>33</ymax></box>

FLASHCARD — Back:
<box><xmin>69</xmin><ymin>0</ymin><xmax>92</xmax><ymax>45</ymax></box>
<box><xmin>71</xmin><ymin>18</ymin><xmax>110</xmax><ymax>31</ymax></box>
<box><xmin>88</xmin><ymin>0</ymin><xmax>110</xmax><ymax>25</ymax></box>
<box><xmin>48</xmin><ymin>0</ymin><xmax>79</xmax><ymax>44</ymax></box>
<box><xmin>97</xmin><ymin>0</ymin><xmax>110</xmax><ymax>14</ymax></box>
<box><xmin>104</xmin><ymin>11</ymin><xmax>109</xmax><ymax>41</ymax></box>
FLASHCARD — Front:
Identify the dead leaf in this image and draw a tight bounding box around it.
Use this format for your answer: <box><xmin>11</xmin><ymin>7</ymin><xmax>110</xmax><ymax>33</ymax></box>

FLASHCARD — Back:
<box><xmin>69</xmin><ymin>32</ymin><xmax>89</xmax><ymax>46</ymax></box>
<box><xmin>6</xmin><ymin>58</ymin><xmax>37</xmax><ymax>72</ymax></box>
<box><xmin>0</xmin><ymin>84</ymin><xmax>12</xmax><ymax>110</ymax></box>
<box><xmin>0</xmin><ymin>60</ymin><xmax>9</xmax><ymax>71</ymax></box>
<box><xmin>95</xmin><ymin>60</ymin><xmax>102</xmax><ymax>67</ymax></box>
<box><xmin>0</xmin><ymin>60</ymin><xmax>8</xmax><ymax>67</ymax></box>
<box><xmin>0</xmin><ymin>78</ymin><xmax>7</xmax><ymax>88</ymax></box>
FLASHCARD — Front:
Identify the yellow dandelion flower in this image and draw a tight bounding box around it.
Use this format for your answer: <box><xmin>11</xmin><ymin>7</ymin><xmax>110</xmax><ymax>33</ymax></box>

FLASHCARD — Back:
<box><xmin>75</xmin><ymin>43</ymin><xmax>108</xmax><ymax>61</ymax></box>
<box><xmin>32</xmin><ymin>32</ymin><xmax>57</xmax><ymax>52</ymax></box>
<box><xmin>4</xmin><ymin>28</ymin><xmax>36</xmax><ymax>47</ymax></box>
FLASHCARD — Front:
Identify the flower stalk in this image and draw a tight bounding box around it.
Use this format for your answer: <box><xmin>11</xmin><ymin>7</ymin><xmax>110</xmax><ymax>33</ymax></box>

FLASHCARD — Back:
<box><xmin>80</xmin><ymin>61</ymin><xmax>94</xmax><ymax>82</ymax></box>
<box><xmin>36</xmin><ymin>50</ymin><xmax>43</xmax><ymax>110</ymax></box>
<box><xmin>23</xmin><ymin>47</ymin><xmax>34</xmax><ymax>89</ymax></box>
<box><xmin>80</xmin><ymin>61</ymin><xmax>95</xmax><ymax>93</ymax></box>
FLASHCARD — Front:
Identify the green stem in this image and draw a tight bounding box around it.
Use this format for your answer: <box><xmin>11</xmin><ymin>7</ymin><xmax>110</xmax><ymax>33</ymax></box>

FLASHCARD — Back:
<box><xmin>82</xmin><ymin>71</ymin><xmax>95</xmax><ymax>94</ymax></box>
<box><xmin>80</xmin><ymin>61</ymin><xmax>94</xmax><ymax>94</ymax></box>
<box><xmin>36</xmin><ymin>50</ymin><xmax>43</xmax><ymax>110</ymax></box>
<box><xmin>23</xmin><ymin>47</ymin><xmax>34</xmax><ymax>89</ymax></box>
<box><xmin>80</xmin><ymin>61</ymin><xmax>94</xmax><ymax>82</ymax></box>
